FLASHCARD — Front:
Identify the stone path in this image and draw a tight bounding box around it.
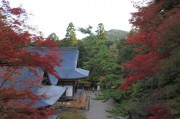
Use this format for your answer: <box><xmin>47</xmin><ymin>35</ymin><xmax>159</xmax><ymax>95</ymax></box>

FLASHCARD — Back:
<box><xmin>84</xmin><ymin>91</ymin><xmax>115</xmax><ymax>119</ymax></box>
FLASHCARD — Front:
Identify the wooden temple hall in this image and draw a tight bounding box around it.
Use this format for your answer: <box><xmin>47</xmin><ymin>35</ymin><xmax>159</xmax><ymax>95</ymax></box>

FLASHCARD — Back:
<box><xmin>41</xmin><ymin>47</ymin><xmax>89</xmax><ymax>100</ymax></box>
<box><xmin>49</xmin><ymin>47</ymin><xmax>89</xmax><ymax>100</ymax></box>
<box><xmin>0</xmin><ymin>47</ymin><xmax>89</xmax><ymax>108</ymax></box>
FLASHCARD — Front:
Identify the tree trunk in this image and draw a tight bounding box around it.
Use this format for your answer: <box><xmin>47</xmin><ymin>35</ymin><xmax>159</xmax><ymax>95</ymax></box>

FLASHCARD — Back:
<box><xmin>127</xmin><ymin>111</ymin><xmax>133</xmax><ymax>119</ymax></box>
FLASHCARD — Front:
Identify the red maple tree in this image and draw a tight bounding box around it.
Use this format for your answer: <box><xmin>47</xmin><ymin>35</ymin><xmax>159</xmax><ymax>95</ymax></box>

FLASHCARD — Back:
<box><xmin>0</xmin><ymin>0</ymin><xmax>61</xmax><ymax>118</ymax></box>
<box><xmin>119</xmin><ymin>0</ymin><xmax>179</xmax><ymax>118</ymax></box>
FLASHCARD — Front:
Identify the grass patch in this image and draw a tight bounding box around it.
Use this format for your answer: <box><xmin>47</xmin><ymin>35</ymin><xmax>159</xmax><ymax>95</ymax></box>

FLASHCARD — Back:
<box><xmin>57</xmin><ymin>109</ymin><xmax>87</xmax><ymax>119</ymax></box>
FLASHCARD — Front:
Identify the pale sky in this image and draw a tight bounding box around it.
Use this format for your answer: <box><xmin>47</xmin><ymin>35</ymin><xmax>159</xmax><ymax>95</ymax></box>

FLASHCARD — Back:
<box><xmin>9</xmin><ymin>0</ymin><xmax>139</xmax><ymax>39</ymax></box>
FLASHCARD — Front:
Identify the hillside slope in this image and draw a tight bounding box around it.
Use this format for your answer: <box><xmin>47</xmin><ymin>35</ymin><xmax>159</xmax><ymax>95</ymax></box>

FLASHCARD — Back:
<box><xmin>106</xmin><ymin>29</ymin><xmax>128</xmax><ymax>41</ymax></box>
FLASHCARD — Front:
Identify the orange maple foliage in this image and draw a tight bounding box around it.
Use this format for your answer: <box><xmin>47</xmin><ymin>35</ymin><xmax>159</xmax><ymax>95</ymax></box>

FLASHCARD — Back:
<box><xmin>119</xmin><ymin>0</ymin><xmax>179</xmax><ymax>118</ymax></box>
<box><xmin>0</xmin><ymin>0</ymin><xmax>61</xmax><ymax>118</ymax></box>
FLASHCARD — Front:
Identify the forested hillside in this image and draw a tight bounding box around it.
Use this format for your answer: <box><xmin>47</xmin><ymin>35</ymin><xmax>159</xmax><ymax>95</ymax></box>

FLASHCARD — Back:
<box><xmin>106</xmin><ymin>29</ymin><xmax>128</xmax><ymax>41</ymax></box>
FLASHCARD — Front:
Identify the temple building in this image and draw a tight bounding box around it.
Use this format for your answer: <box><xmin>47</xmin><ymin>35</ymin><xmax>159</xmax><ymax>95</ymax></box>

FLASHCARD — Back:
<box><xmin>0</xmin><ymin>47</ymin><xmax>89</xmax><ymax>107</ymax></box>
<box><xmin>44</xmin><ymin>47</ymin><xmax>89</xmax><ymax>100</ymax></box>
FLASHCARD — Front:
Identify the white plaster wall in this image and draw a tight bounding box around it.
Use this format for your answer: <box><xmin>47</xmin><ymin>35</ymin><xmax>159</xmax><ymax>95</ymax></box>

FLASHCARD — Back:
<box><xmin>58</xmin><ymin>85</ymin><xmax>73</xmax><ymax>97</ymax></box>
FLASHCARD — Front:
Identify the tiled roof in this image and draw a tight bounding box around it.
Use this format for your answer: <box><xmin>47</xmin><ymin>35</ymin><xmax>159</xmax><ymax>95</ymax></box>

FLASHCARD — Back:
<box><xmin>0</xmin><ymin>67</ymin><xmax>66</xmax><ymax>108</ymax></box>
<box><xmin>28</xmin><ymin>47</ymin><xmax>89</xmax><ymax>85</ymax></box>
<box><xmin>33</xmin><ymin>85</ymin><xmax>66</xmax><ymax>107</ymax></box>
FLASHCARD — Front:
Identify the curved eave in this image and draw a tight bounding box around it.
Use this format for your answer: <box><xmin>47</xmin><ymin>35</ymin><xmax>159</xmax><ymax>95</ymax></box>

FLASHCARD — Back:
<box><xmin>32</xmin><ymin>86</ymin><xmax>66</xmax><ymax>108</ymax></box>
<box><xmin>49</xmin><ymin>68</ymin><xmax>89</xmax><ymax>85</ymax></box>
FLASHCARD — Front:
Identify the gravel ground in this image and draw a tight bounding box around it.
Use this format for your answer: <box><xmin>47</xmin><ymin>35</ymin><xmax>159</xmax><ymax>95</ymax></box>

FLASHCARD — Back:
<box><xmin>84</xmin><ymin>91</ymin><xmax>115</xmax><ymax>119</ymax></box>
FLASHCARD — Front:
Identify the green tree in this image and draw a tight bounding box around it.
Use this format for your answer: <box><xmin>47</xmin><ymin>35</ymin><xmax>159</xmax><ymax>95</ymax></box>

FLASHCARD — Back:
<box><xmin>48</xmin><ymin>32</ymin><xmax>60</xmax><ymax>41</ymax></box>
<box><xmin>65</xmin><ymin>22</ymin><xmax>78</xmax><ymax>46</ymax></box>
<box><xmin>96</xmin><ymin>23</ymin><xmax>108</xmax><ymax>42</ymax></box>
<box><xmin>78</xmin><ymin>25</ymin><xmax>113</xmax><ymax>86</ymax></box>
<box><xmin>78</xmin><ymin>25</ymin><xmax>93</xmax><ymax>36</ymax></box>
<box><xmin>48</xmin><ymin>32</ymin><xmax>61</xmax><ymax>47</ymax></box>
<box><xmin>96</xmin><ymin>39</ymin><xmax>140</xmax><ymax>119</ymax></box>
<box><xmin>78</xmin><ymin>25</ymin><xmax>149</xmax><ymax>119</ymax></box>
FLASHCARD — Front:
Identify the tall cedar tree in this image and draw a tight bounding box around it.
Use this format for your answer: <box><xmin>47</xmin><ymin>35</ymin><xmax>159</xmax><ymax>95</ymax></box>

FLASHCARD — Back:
<box><xmin>119</xmin><ymin>0</ymin><xmax>180</xmax><ymax>119</ymax></box>
<box><xmin>65</xmin><ymin>22</ymin><xmax>78</xmax><ymax>46</ymax></box>
<box><xmin>96</xmin><ymin>23</ymin><xmax>108</xmax><ymax>42</ymax></box>
<box><xmin>0</xmin><ymin>0</ymin><xmax>61</xmax><ymax>118</ymax></box>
